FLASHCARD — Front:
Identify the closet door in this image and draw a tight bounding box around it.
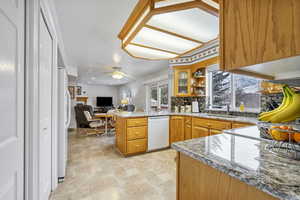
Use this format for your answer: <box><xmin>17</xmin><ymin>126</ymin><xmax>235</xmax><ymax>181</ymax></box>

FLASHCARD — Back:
<box><xmin>0</xmin><ymin>0</ymin><xmax>25</xmax><ymax>199</ymax></box>
<box><xmin>39</xmin><ymin>12</ymin><xmax>53</xmax><ymax>200</ymax></box>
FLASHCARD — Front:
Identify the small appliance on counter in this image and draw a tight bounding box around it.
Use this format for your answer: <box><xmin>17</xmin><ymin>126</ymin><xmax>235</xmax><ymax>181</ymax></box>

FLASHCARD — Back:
<box><xmin>185</xmin><ymin>105</ymin><xmax>192</xmax><ymax>113</ymax></box>
<box><xmin>174</xmin><ymin>106</ymin><xmax>179</xmax><ymax>113</ymax></box>
<box><xmin>192</xmin><ymin>101</ymin><xmax>199</xmax><ymax>113</ymax></box>
<box><xmin>180</xmin><ymin>106</ymin><xmax>185</xmax><ymax>113</ymax></box>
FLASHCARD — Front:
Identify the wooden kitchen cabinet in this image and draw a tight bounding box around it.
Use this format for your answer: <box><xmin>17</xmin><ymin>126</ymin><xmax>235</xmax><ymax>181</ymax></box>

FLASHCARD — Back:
<box><xmin>116</xmin><ymin>117</ymin><xmax>126</xmax><ymax>154</ymax></box>
<box><xmin>232</xmin><ymin>122</ymin><xmax>254</xmax><ymax>129</ymax></box>
<box><xmin>220</xmin><ymin>0</ymin><xmax>300</xmax><ymax>72</ymax></box>
<box><xmin>116</xmin><ymin>117</ymin><xmax>148</xmax><ymax>156</ymax></box>
<box><xmin>192</xmin><ymin>125</ymin><xmax>209</xmax><ymax>139</ymax></box>
<box><xmin>192</xmin><ymin>117</ymin><xmax>232</xmax><ymax>139</ymax></box>
<box><xmin>174</xmin><ymin>68</ymin><xmax>191</xmax><ymax>96</ymax></box>
<box><xmin>184</xmin><ymin>117</ymin><xmax>192</xmax><ymax>140</ymax></box>
<box><xmin>177</xmin><ymin>153</ymin><xmax>278</xmax><ymax>200</ymax></box>
<box><xmin>210</xmin><ymin>129</ymin><xmax>222</xmax><ymax>136</ymax></box>
<box><xmin>170</xmin><ymin>116</ymin><xmax>185</xmax><ymax>144</ymax></box>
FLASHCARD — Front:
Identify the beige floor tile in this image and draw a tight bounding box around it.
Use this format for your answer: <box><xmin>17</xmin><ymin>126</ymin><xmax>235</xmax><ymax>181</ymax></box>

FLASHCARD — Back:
<box><xmin>51</xmin><ymin>129</ymin><xmax>176</xmax><ymax>200</ymax></box>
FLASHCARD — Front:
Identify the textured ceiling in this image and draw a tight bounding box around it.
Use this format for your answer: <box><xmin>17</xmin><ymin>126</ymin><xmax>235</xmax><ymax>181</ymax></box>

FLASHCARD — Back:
<box><xmin>53</xmin><ymin>0</ymin><xmax>169</xmax><ymax>85</ymax></box>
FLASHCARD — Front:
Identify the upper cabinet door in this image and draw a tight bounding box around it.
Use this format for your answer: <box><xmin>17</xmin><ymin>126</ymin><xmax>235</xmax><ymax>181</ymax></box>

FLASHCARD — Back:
<box><xmin>220</xmin><ymin>0</ymin><xmax>300</xmax><ymax>72</ymax></box>
<box><xmin>174</xmin><ymin>69</ymin><xmax>191</xmax><ymax>96</ymax></box>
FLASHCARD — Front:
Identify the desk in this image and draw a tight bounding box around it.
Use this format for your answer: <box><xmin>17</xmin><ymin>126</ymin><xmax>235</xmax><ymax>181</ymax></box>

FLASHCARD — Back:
<box><xmin>94</xmin><ymin>113</ymin><xmax>114</xmax><ymax>134</ymax></box>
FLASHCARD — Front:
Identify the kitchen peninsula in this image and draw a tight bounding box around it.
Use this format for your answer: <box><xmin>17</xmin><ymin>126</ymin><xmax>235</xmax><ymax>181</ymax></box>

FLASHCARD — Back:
<box><xmin>115</xmin><ymin>112</ymin><xmax>257</xmax><ymax>156</ymax></box>
<box><xmin>172</xmin><ymin>132</ymin><xmax>300</xmax><ymax>200</ymax></box>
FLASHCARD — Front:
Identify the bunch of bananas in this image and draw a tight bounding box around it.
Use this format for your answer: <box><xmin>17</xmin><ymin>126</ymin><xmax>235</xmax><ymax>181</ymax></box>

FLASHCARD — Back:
<box><xmin>259</xmin><ymin>85</ymin><xmax>300</xmax><ymax>123</ymax></box>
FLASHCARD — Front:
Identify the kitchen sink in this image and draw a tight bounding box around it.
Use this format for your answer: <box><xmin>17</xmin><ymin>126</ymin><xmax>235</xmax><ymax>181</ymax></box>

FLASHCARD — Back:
<box><xmin>206</xmin><ymin>114</ymin><xmax>238</xmax><ymax>118</ymax></box>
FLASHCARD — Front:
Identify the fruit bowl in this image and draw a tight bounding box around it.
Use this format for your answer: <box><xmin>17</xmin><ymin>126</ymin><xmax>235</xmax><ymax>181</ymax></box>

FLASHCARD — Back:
<box><xmin>257</xmin><ymin>122</ymin><xmax>300</xmax><ymax>160</ymax></box>
<box><xmin>257</xmin><ymin>122</ymin><xmax>300</xmax><ymax>141</ymax></box>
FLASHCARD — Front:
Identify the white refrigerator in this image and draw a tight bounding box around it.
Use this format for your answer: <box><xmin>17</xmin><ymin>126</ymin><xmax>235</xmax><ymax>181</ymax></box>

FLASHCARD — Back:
<box><xmin>57</xmin><ymin>67</ymin><xmax>71</xmax><ymax>181</ymax></box>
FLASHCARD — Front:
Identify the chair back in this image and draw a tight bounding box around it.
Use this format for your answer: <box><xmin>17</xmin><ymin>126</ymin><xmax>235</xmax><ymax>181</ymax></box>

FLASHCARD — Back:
<box><xmin>74</xmin><ymin>104</ymin><xmax>91</xmax><ymax>128</ymax></box>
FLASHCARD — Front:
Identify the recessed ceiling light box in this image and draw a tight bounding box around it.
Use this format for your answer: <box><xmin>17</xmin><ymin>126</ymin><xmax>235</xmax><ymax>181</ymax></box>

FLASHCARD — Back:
<box><xmin>119</xmin><ymin>0</ymin><xmax>219</xmax><ymax>60</ymax></box>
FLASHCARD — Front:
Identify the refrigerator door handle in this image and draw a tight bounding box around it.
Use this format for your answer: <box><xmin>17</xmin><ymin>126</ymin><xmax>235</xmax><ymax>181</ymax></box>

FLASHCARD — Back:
<box><xmin>66</xmin><ymin>90</ymin><xmax>71</xmax><ymax>127</ymax></box>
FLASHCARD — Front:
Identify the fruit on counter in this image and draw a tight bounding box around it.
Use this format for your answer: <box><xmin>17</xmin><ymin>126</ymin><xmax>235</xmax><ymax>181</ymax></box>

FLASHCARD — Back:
<box><xmin>279</xmin><ymin>126</ymin><xmax>292</xmax><ymax>130</ymax></box>
<box><xmin>294</xmin><ymin>133</ymin><xmax>300</xmax><ymax>143</ymax></box>
<box><xmin>269</xmin><ymin>126</ymin><xmax>290</xmax><ymax>141</ymax></box>
<box><xmin>258</xmin><ymin>85</ymin><xmax>290</xmax><ymax>121</ymax></box>
<box><xmin>259</xmin><ymin>86</ymin><xmax>300</xmax><ymax>123</ymax></box>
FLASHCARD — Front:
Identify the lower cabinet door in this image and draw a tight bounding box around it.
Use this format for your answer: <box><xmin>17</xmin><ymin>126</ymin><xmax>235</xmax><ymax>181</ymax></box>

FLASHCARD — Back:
<box><xmin>192</xmin><ymin>126</ymin><xmax>209</xmax><ymax>139</ymax></box>
<box><xmin>170</xmin><ymin>116</ymin><xmax>185</xmax><ymax>143</ymax></box>
<box><xmin>185</xmin><ymin>123</ymin><xmax>192</xmax><ymax>140</ymax></box>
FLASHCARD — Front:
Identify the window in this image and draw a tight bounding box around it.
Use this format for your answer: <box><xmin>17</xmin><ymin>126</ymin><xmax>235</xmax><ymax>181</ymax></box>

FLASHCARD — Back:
<box><xmin>233</xmin><ymin>74</ymin><xmax>261</xmax><ymax>111</ymax></box>
<box><xmin>150</xmin><ymin>86</ymin><xmax>158</xmax><ymax>109</ymax></box>
<box><xmin>208</xmin><ymin>71</ymin><xmax>261</xmax><ymax>112</ymax></box>
<box><xmin>210</xmin><ymin>71</ymin><xmax>231</xmax><ymax>108</ymax></box>
<box><xmin>148</xmin><ymin>81</ymin><xmax>169</xmax><ymax>112</ymax></box>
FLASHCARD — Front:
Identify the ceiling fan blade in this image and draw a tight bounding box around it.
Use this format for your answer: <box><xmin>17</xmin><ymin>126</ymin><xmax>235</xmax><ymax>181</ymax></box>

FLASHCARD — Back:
<box><xmin>102</xmin><ymin>65</ymin><xmax>114</xmax><ymax>70</ymax></box>
<box><xmin>119</xmin><ymin>71</ymin><xmax>135</xmax><ymax>80</ymax></box>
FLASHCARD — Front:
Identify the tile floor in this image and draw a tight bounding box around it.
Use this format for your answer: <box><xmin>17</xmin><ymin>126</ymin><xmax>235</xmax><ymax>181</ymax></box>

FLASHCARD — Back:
<box><xmin>51</xmin><ymin>129</ymin><xmax>177</xmax><ymax>200</ymax></box>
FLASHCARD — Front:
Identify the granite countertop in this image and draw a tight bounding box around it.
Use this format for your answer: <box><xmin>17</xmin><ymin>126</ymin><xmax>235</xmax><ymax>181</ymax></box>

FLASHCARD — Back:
<box><xmin>114</xmin><ymin>111</ymin><xmax>258</xmax><ymax>124</ymax></box>
<box><xmin>224</xmin><ymin>126</ymin><xmax>264</xmax><ymax>141</ymax></box>
<box><xmin>172</xmin><ymin>133</ymin><xmax>300</xmax><ymax>200</ymax></box>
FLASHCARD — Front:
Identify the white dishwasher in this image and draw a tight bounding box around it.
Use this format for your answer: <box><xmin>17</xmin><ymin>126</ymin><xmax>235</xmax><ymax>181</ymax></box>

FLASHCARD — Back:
<box><xmin>148</xmin><ymin>116</ymin><xmax>170</xmax><ymax>151</ymax></box>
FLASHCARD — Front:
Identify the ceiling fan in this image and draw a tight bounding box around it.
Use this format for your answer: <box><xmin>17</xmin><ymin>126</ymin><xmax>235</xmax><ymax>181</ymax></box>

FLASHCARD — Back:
<box><xmin>101</xmin><ymin>66</ymin><xmax>135</xmax><ymax>80</ymax></box>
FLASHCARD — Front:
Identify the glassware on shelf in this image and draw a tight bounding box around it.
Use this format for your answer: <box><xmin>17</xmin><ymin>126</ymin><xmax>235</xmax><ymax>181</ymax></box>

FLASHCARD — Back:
<box><xmin>178</xmin><ymin>71</ymin><xmax>189</xmax><ymax>94</ymax></box>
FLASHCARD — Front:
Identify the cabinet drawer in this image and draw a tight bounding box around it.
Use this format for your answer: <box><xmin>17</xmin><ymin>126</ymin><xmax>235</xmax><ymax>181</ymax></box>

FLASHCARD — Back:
<box><xmin>211</xmin><ymin>120</ymin><xmax>231</xmax><ymax>130</ymax></box>
<box><xmin>232</xmin><ymin>122</ymin><xmax>254</xmax><ymax>129</ymax></box>
<box><xmin>127</xmin><ymin>139</ymin><xmax>147</xmax><ymax>154</ymax></box>
<box><xmin>127</xmin><ymin>118</ymin><xmax>147</xmax><ymax>127</ymax></box>
<box><xmin>193</xmin><ymin>118</ymin><xmax>214</xmax><ymax>128</ymax></box>
<box><xmin>193</xmin><ymin>118</ymin><xmax>231</xmax><ymax>130</ymax></box>
<box><xmin>192</xmin><ymin>118</ymin><xmax>211</xmax><ymax>128</ymax></box>
<box><xmin>210</xmin><ymin>129</ymin><xmax>222</xmax><ymax>136</ymax></box>
<box><xmin>127</xmin><ymin>126</ymin><xmax>147</xmax><ymax>140</ymax></box>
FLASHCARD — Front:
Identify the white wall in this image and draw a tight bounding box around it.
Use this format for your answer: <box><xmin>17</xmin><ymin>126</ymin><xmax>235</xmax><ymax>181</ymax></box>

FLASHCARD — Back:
<box><xmin>117</xmin><ymin>68</ymin><xmax>170</xmax><ymax>111</ymax></box>
<box><xmin>78</xmin><ymin>84</ymin><xmax>118</xmax><ymax>107</ymax></box>
<box><xmin>68</xmin><ymin>83</ymin><xmax>119</xmax><ymax>128</ymax></box>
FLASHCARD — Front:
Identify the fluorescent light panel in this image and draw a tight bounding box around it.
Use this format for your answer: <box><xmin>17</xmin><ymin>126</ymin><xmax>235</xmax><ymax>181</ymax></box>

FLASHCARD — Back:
<box><xmin>123</xmin><ymin>6</ymin><xmax>151</xmax><ymax>44</ymax></box>
<box><xmin>131</xmin><ymin>27</ymin><xmax>200</xmax><ymax>54</ymax></box>
<box><xmin>125</xmin><ymin>44</ymin><xmax>178</xmax><ymax>59</ymax></box>
<box><xmin>147</xmin><ymin>8</ymin><xmax>219</xmax><ymax>42</ymax></box>
<box><xmin>155</xmin><ymin>0</ymin><xmax>194</xmax><ymax>8</ymax></box>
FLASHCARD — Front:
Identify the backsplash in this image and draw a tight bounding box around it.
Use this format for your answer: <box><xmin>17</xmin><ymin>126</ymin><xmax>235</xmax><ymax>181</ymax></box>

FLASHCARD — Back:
<box><xmin>171</xmin><ymin>96</ymin><xmax>206</xmax><ymax>112</ymax></box>
<box><xmin>261</xmin><ymin>93</ymin><xmax>284</xmax><ymax>112</ymax></box>
<box><xmin>171</xmin><ymin>92</ymin><xmax>289</xmax><ymax>118</ymax></box>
